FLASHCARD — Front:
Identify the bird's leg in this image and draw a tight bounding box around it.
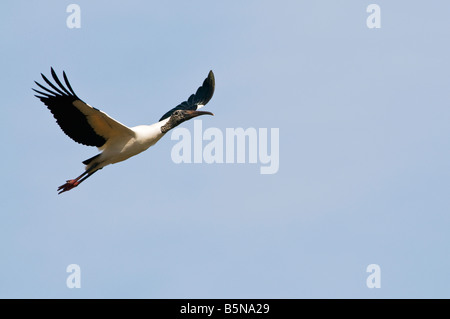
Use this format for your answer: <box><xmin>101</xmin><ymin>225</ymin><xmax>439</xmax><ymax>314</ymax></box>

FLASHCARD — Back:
<box><xmin>57</xmin><ymin>166</ymin><xmax>100</xmax><ymax>194</ymax></box>
<box><xmin>57</xmin><ymin>172</ymin><xmax>87</xmax><ymax>194</ymax></box>
<box><xmin>76</xmin><ymin>168</ymin><xmax>99</xmax><ymax>184</ymax></box>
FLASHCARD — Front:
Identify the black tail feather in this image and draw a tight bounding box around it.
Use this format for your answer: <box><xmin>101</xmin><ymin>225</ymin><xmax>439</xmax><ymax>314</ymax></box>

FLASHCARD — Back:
<box><xmin>82</xmin><ymin>154</ymin><xmax>101</xmax><ymax>165</ymax></box>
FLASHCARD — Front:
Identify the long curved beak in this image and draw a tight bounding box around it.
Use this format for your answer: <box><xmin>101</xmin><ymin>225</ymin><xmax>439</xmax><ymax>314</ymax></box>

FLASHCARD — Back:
<box><xmin>184</xmin><ymin>110</ymin><xmax>214</xmax><ymax>119</ymax></box>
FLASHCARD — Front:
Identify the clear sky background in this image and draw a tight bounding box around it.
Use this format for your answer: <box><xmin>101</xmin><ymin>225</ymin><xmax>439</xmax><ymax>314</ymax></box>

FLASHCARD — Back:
<box><xmin>1</xmin><ymin>1</ymin><xmax>450</xmax><ymax>298</ymax></box>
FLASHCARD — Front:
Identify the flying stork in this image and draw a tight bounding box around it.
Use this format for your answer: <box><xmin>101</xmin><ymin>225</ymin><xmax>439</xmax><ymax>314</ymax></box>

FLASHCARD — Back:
<box><xmin>33</xmin><ymin>68</ymin><xmax>215</xmax><ymax>194</ymax></box>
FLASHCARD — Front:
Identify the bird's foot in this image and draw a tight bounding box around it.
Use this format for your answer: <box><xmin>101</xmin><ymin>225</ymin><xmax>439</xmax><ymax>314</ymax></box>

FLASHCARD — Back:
<box><xmin>57</xmin><ymin>179</ymin><xmax>80</xmax><ymax>194</ymax></box>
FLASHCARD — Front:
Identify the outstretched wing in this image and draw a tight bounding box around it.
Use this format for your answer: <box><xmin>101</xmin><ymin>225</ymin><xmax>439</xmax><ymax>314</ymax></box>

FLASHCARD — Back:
<box><xmin>159</xmin><ymin>70</ymin><xmax>215</xmax><ymax>122</ymax></box>
<box><xmin>33</xmin><ymin>68</ymin><xmax>134</xmax><ymax>148</ymax></box>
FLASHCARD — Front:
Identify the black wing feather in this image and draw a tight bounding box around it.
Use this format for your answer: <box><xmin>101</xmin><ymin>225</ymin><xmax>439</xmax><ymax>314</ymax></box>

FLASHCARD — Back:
<box><xmin>50</xmin><ymin>68</ymin><xmax>73</xmax><ymax>96</ymax></box>
<box><xmin>32</xmin><ymin>88</ymin><xmax>53</xmax><ymax>98</ymax></box>
<box><xmin>63</xmin><ymin>71</ymin><xmax>78</xmax><ymax>97</ymax></box>
<box><xmin>40</xmin><ymin>73</ymin><xmax>67</xmax><ymax>96</ymax></box>
<box><xmin>34</xmin><ymin>81</ymin><xmax>59</xmax><ymax>96</ymax></box>
<box><xmin>159</xmin><ymin>70</ymin><xmax>215</xmax><ymax>121</ymax></box>
<box><xmin>33</xmin><ymin>68</ymin><xmax>106</xmax><ymax>147</ymax></box>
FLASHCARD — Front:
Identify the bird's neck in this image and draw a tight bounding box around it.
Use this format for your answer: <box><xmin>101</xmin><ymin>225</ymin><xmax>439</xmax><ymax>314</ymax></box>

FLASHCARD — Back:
<box><xmin>160</xmin><ymin>117</ymin><xmax>176</xmax><ymax>133</ymax></box>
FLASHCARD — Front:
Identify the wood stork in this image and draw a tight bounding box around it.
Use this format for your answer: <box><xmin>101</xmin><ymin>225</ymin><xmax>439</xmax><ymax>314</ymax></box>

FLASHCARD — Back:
<box><xmin>33</xmin><ymin>68</ymin><xmax>215</xmax><ymax>194</ymax></box>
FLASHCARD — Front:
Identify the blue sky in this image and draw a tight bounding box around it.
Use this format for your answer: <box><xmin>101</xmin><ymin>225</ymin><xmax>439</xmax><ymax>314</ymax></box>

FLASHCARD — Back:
<box><xmin>1</xmin><ymin>0</ymin><xmax>450</xmax><ymax>298</ymax></box>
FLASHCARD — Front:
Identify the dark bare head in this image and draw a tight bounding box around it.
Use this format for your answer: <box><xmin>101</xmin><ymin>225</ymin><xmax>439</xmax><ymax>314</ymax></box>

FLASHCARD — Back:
<box><xmin>161</xmin><ymin>109</ymin><xmax>214</xmax><ymax>133</ymax></box>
